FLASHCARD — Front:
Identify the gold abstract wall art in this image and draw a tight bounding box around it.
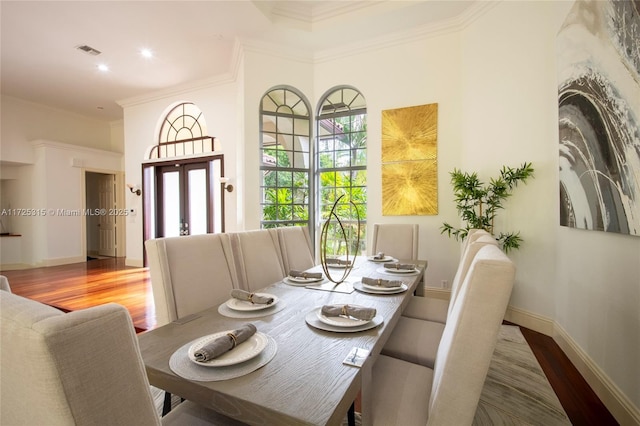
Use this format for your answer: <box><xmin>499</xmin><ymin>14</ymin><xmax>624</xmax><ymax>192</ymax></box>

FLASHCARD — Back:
<box><xmin>381</xmin><ymin>103</ymin><xmax>438</xmax><ymax>215</ymax></box>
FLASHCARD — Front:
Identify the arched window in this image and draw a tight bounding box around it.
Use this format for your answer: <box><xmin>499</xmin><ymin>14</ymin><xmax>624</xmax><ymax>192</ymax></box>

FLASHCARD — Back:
<box><xmin>149</xmin><ymin>103</ymin><xmax>215</xmax><ymax>159</ymax></box>
<box><xmin>259</xmin><ymin>87</ymin><xmax>312</xmax><ymax>230</ymax></box>
<box><xmin>316</xmin><ymin>86</ymin><xmax>367</xmax><ymax>255</ymax></box>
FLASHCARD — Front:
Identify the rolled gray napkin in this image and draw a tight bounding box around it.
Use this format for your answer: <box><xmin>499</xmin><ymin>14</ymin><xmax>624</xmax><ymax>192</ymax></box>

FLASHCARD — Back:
<box><xmin>289</xmin><ymin>270</ymin><xmax>323</xmax><ymax>279</ymax></box>
<box><xmin>326</xmin><ymin>258</ymin><xmax>352</xmax><ymax>266</ymax></box>
<box><xmin>321</xmin><ymin>304</ymin><xmax>376</xmax><ymax>321</ymax></box>
<box><xmin>373</xmin><ymin>252</ymin><xmax>385</xmax><ymax>259</ymax></box>
<box><xmin>194</xmin><ymin>324</ymin><xmax>257</xmax><ymax>362</ymax></box>
<box><xmin>384</xmin><ymin>262</ymin><xmax>416</xmax><ymax>271</ymax></box>
<box><xmin>230</xmin><ymin>289</ymin><xmax>274</xmax><ymax>305</ymax></box>
<box><xmin>361</xmin><ymin>276</ymin><xmax>403</xmax><ymax>288</ymax></box>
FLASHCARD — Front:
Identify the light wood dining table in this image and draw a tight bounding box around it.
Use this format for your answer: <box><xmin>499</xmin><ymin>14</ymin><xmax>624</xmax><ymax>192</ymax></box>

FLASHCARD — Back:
<box><xmin>138</xmin><ymin>257</ymin><xmax>427</xmax><ymax>426</ymax></box>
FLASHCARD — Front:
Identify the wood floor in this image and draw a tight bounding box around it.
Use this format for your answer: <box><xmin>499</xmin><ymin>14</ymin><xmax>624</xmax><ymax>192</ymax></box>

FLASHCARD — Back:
<box><xmin>1</xmin><ymin>257</ymin><xmax>618</xmax><ymax>425</ymax></box>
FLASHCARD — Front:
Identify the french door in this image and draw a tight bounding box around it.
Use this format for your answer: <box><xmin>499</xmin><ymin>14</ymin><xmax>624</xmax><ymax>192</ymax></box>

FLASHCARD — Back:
<box><xmin>143</xmin><ymin>156</ymin><xmax>224</xmax><ymax>244</ymax></box>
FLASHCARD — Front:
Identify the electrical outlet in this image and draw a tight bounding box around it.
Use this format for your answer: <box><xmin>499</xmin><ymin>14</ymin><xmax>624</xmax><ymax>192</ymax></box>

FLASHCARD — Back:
<box><xmin>441</xmin><ymin>280</ymin><xmax>449</xmax><ymax>288</ymax></box>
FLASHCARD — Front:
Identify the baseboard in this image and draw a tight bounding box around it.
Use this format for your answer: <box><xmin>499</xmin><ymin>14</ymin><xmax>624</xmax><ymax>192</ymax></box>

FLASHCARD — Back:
<box><xmin>504</xmin><ymin>305</ymin><xmax>555</xmax><ymax>336</ymax></box>
<box><xmin>553</xmin><ymin>323</ymin><xmax>640</xmax><ymax>426</ymax></box>
<box><xmin>0</xmin><ymin>262</ymin><xmax>31</xmax><ymax>271</ymax></box>
<box><xmin>424</xmin><ymin>286</ymin><xmax>450</xmax><ymax>301</ymax></box>
<box><xmin>125</xmin><ymin>257</ymin><xmax>144</xmax><ymax>267</ymax></box>
<box><xmin>506</xmin><ymin>306</ymin><xmax>639</xmax><ymax>426</ymax></box>
<box><xmin>40</xmin><ymin>256</ymin><xmax>86</xmax><ymax>267</ymax></box>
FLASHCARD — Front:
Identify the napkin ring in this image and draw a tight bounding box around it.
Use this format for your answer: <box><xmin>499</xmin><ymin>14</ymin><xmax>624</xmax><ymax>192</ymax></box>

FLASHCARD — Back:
<box><xmin>248</xmin><ymin>292</ymin><xmax>255</xmax><ymax>304</ymax></box>
<box><xmin>302</xmin><ymin>272</ymin><xmax>308</xmax><ymax>278</ymax></box>
<box><xmin>227</xmin><ymin>332</ymin><xmax>238</xmax><ymax>348</ymax></box>
<box><xmin>341</xmin><ymin>305</ymin><xmax>351</xmax><ymax>316</ymax></box>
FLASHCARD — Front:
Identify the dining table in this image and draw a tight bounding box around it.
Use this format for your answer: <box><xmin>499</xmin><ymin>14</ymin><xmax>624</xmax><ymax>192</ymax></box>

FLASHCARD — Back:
<box><xmin>138</xmin><ymin>256</ymin><xmax>427</xmax><ymax>426</ymax></box>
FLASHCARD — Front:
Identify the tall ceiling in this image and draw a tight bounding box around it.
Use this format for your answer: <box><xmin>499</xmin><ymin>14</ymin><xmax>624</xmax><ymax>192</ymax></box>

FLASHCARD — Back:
<box><xmin>1</xmin><ymin>1</ymin><xmax>476</xmax><ymax>122</ymax></box>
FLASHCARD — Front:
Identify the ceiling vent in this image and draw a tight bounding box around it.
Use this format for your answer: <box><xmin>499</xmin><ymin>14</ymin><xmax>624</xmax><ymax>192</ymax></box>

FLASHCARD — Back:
<box><xmin>76</xmin><ymin>45</ymin><xmax>102</xmax><ymax>56</ymax></box>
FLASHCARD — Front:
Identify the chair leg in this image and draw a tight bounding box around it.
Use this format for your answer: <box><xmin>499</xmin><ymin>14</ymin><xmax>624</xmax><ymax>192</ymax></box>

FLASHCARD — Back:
<box><xmin>162</xmin><ymin>391</ymin><xmax>172</xmax><ymax>416</ymax></box>
<box><xmin>348</xmin><ymin>402</ymin><xmax>355</xmax><ymax>426</ymax></box>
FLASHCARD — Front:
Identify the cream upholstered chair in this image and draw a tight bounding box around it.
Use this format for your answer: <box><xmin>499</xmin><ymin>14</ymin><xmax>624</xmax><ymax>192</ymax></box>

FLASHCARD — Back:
<box><xmin>230</xmin><ymin>229</ymin><xmax>286</xmax><ymax>292</ymax></box>
<box><xmin>370</xmin><ymin>244</ymin><xmax>516</xmax><ymax>425</ymax></box>
<box><xmin>145</xmin><ymin>233</ymin><xmax>240</xmax><ymax>327</ymax></box>
<box><xmin>276</xmin><ymin>226</ymin><xmax>315</xmax><ymax>273</ymax></box>
<box><xmin>370</xmin><ymin>223</ymin><xmax>419</xmax><ymax>260</ymax></box>
<box><xmin>0</xmin><ymin>292</ymin><xmax>245</xmax><ymax>426</ymax></box>
<box><xmin>383</xmin><ymin>235</ymin><xmax>502</xmax><ymax>368</ymax></box>
<box><xmin>402</xmin><ymin>233</ymin><xmax>497</xmax><ymax>324</ymax></box>
<box><xmin>0</xmin><ymin>275</ymin><xmax>11</xmax><ymax>292</ymax></box>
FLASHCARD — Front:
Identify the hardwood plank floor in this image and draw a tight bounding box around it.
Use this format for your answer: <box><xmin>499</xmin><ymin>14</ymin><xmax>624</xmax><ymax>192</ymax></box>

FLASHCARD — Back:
<box><xmin>1</xmin><ymin>257</ymin><xmax>618</xmax><ymax>425</ymax></box>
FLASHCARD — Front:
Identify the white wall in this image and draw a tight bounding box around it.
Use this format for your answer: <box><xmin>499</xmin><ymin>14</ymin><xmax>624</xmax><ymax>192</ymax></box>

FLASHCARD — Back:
<box><xmin>1</xmin><ymin>95</ymin><xmax>113</xmax><ymax>163</ymax></box>
<box><xmin>121</xmin><ymin>78</ymin><xmax>241</xmax><ymax>266</ymax></box>
<box><xmin>460</xmin><ymin>0</ymin><xmax>639</xmax><ymax>416</ymax></box>
<box><xmin>29</xmin><ymin>141</ymin><xmax>123</xmax><ymax>266</ymax></box>
<box><xmin>240</xmin><ymin>45</ymin><xmax>315</xmax><ymax>231</ymax></box>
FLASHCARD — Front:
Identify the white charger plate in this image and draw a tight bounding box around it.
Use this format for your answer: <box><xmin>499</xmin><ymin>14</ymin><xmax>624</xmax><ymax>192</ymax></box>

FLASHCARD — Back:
<box><xmin>353</xmin><ymin>281</ymin><xmax>408</xmax><ymax>295</ymax></box>
<box><xmin>225</xmin><ymin>294</ymin><xmax>279</xmax><ymax>311</ymax></box>
<box><xmin>316</xmin><ymin>307</ymin><xmax>370</xmax><ymax>327</ymax></box>
<box><xmin>361</xmin><ymin>282</ymin><xmax>403</xmax><ymax>292</ymax></box>
<box><xmin>367</xmin><ymin>255</ymin><xmax>395</xmax><ymax>263</ymax></box>
<box><xmin>305</xmin><ymin>308</ymin><xmax>384</xmax><ymax>333</ymax></box>
<box><xmin>286</xmin><ymin>275</ymin><xmax>324</xmax><ymax>283</ymax></box>
<box><xmin>376</xmin><ymin>266</ymin><xmax>419</xmax><ymax>274</ymax></box>
<box><xmin>188</xmin><ymin>331</ymin><xmax>268</xmax><ymax>367</ymax></box>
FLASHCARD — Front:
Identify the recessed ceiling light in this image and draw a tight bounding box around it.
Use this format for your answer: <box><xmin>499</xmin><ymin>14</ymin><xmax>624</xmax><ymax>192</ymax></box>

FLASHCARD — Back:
<box><xmin>97</xmin><ymin>64</ymin><xmax>109</xmax><ymax>72</ymax></box>
<box><xmin>140</xmin><ymin>48</ymin><xmax>153</xmax><ymax>58</ymax></box>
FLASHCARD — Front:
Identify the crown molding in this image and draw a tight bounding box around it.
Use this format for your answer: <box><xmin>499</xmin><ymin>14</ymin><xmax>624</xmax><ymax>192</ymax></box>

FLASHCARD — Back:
<box><xmin>313</xmin><ymin>0</ymin><xmax>499</xmax><ymax>63</ymax></box>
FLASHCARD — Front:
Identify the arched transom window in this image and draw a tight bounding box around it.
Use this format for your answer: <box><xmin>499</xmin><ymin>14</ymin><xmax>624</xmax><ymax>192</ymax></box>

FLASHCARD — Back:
<box><xmin>149</xmin><ymin>102</ymin><xmax>215</xmax><ymax>159</ymax></box>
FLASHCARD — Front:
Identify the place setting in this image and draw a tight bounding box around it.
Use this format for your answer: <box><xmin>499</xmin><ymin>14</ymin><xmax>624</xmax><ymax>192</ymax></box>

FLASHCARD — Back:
<box><xmin>169</xmin><ymin>323</ymin><xmax>278</xmax><ymax>382</ymax></box>
<box><xmin>324</xmin><ymin>257</ymin><xmax>357</xmax><ymax>270</ymax></box>
<box><xmin>366</xmin><ymin>252</ymin><xmax>396</xmax><ymax>263</ymax></box>
<box><xmin>377</xmin><ymin>262</ymin><xmax>421</xmax><ymax>276</ymax></box>
<box><xmin>283</xmin><ymin>269</ymin><xmax>326</xmax><ymax>287</ymax></box>
<box><xmin>218</xmin><ymin>289</ymin><xmax>287</xmax><ymax>318</ymax></box>
<box><xmin>353</xmin><ymin>276</ymin><xmax>408</xmax><ymax>295</ymax></box>
<box><xmin>305</xmin><ymin>303</ymin><xmax>383</xmax><ymax>333</ymax></box>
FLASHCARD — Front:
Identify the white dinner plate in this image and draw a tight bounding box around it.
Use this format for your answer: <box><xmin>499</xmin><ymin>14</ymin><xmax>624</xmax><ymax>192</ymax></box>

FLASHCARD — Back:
<box><xmin>362</xmin><ymin>282</ymin><xmax>403</xmax><ymax>292</ymax></box>
<box><xmin>286</xmin><ymin>275</ymin><xmax>324</xmax><ymax>284</ymax></box>
<box><xmin>225</xmin><ymin>294</ymin><xmax>279</xmax><ymax>311</ymax></box>
<box><xmin>367</xmin><ymin>255</ymin><xmax>395</xmax><ymax>263</ymax></box>
<box><xmin>316</xmin><ymin>306</ymin><xmax>371</xmax><ymax>327</ymax></box>
<box><xmin>353</xmin><ymin>281</ymin><xmax>408</xmax><ymax>295</ymax></box>
<box><xmin>376</xmin><ymin>266</ymin><xmax>419</xmax><ymax>274</ymax></box>
<box><xmin>325</xmin><ymin>262</ymin><xmax>352</xmax><ymax>269</ymax></box>
<box><xmin>305</xmin><ymin>308</ymin><xmax>384</xmax><ymax>333</ymax></box>
<box><xmin>188</xmin><ymin>331</ymin><xmax>268</xmax><ymax>367</ymax></box>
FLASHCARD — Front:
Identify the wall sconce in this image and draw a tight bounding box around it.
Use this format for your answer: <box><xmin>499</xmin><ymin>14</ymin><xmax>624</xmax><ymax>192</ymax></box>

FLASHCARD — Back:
<box><xmin>220</xmin><ymin>177</ymin><xmax>234</xmax><ymax>193</ymax></box>
<box><xmin>127</xmin><ymin>184</ymin><xmax>141</xmax><ymax>196</ymax></box>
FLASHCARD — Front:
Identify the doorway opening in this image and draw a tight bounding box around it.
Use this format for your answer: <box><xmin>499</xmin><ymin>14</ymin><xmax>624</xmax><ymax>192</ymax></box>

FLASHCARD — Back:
<box><xmin>85</xmin><ymin>171</ymin><xmax>120</xmax><ymax>260</ymax></box>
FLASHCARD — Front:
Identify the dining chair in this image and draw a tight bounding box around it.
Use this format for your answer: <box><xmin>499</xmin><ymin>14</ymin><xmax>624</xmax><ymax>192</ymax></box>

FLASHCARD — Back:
<box><xmin>370</xmin><ymin>244</ymin><xmax>516</xmax><ymax>425</ymax></box>
<box><xmin>145</xmin><ymin>232</ymin><xmax>243</xmax><ymax>417</ymax></box>
<box><xmin>276</xmin><ymin>225</ymin><xmax>315</xmax><ymax>273</ymax></box>
<box><xmin>0</xmin><ymin>292</ymin><xmax>246</xmax><ymax>426</ymax></box>
<box><xmin>0</xmin><ymin>275</ymin><xmax>10</xmax><ymax>292</ymax></box>
<box><xmin>383</xmin><ymin>235</ymin><xmax>501</xmax><ymax>368</ymax></box>
<box><xmin>402</xmin><ymin>234</ymin><xmax>498</xmax><ymax>324</ymax></box>
<box><xmin>370</xmin><ymin>223</ymin><xmax>422</xmax><ymax>295</ymax></box>
<box><xmin>145</xmin><ymin>233</ymin><xmax>240</xmax><ymax>327</ymax></box>
<box><xmin>229</xmin><ymin>229</ymin><xmax>286</xmax><ymax>292</ymax></box>
<box><xmin>370</xmin><ymin>223</ymin><xmax>419</xmax><ymax>260</ymax></box>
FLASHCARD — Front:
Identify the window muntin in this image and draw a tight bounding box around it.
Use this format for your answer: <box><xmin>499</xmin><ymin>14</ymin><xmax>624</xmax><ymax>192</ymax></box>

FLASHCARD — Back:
<box><xmin>260</xmin><ymin>87</ymin><xmax>312</xmax><ymax>229</ymax></box>
<box><xmin>316</xmin><ymin>87</ymin><xmax>367</xmax><ymax>256</ymax></box>
<box><xmin>149</xmin><ymin>102</ymin><xmax>215</xmax><ymax>160</ymax></box>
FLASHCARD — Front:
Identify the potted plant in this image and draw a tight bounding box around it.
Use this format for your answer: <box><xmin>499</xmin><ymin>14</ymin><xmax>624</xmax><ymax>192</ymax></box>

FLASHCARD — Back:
<box><xmin>440</xmin><ymin>162</ymin><xmax>534</xmax><ymax>253</ymax></box>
